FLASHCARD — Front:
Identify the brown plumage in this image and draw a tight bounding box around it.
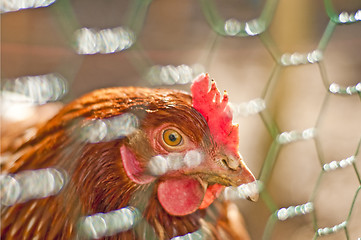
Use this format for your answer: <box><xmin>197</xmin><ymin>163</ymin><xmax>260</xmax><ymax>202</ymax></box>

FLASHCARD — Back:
<box><xmin>1</xmin><ymin>76</ymin><xmax>256</xmax><ymax>239</ymax></box>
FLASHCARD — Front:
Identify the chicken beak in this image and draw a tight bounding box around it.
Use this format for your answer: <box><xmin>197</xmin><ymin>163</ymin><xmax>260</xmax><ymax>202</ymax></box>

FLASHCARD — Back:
<box><xmin>217</xmin><ymin>153</ymin><xmax>259</xmax><ymax>202</ymax></box>
<box><xmin>183</xmin><ymin>150</ymin><xmax>259</xmax><ymax>202</ymax></box>
<box><xmin>239</xmin><ymin>161</ymin><xmax>259</xmax><ymax>202</ymax></box>
<box><xmin>217</xmin><ymin>153</ymin><xmax>256</xmax><ymax>183</ymax></box>
<box><xmin>247</xmin><ymin>192</ymin><xmax>259</xmax><ymax>202</ymax></box>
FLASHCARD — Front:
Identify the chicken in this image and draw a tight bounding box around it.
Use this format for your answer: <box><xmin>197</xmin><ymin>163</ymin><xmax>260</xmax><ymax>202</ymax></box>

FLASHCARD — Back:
<box><xmin>0</xmin><ymin>74</ymin><xmax>257</xmax><ymax>239</ymax></box>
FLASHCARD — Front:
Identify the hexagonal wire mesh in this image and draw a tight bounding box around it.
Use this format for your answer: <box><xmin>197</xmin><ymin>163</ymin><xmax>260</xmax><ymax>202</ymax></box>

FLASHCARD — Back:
<box><xmin>1</xmin><ymin>0</ymin><xmax>361</xmax><ymax>239</ymax></box>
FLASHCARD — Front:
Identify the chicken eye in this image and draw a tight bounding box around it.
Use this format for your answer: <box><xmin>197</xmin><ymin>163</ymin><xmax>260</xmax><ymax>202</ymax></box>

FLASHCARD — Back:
<box><xmin>163</xmin><ymin>129</ymin><xmax>183</xmax><ymax>146</ymax></box>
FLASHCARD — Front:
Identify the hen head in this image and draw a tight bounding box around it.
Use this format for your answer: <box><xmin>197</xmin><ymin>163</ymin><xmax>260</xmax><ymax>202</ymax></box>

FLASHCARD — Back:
<box><xmin>1</xmin><ymin>74</ymin><xmax>256</xmax><ymax>239</ymax></box>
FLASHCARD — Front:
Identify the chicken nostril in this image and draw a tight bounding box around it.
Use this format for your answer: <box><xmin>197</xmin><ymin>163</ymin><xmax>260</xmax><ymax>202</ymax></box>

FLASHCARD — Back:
<box><xmin>221</xmin><ymin>158</ymin><xmax>228</xmax><ymax>168</ymax></box>
<box><xmin>220</xmin><ymin>157</ymin><xmax>240</xmax><ymax>171</ymax></box>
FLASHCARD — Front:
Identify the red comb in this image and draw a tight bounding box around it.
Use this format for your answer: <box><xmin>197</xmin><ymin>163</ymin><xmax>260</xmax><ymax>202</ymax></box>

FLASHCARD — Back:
<box><xmin>191</xmin><ymin>74</ymin><xmax>239</xmax><ymax>154</ymax></box>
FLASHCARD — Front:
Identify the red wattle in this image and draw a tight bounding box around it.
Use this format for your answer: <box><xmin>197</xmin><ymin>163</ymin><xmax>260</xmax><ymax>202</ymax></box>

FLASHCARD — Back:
<box><xmin>157</xmin><ymin>177</ymin><xmax>206</xmax><ymax>216</ymax></box>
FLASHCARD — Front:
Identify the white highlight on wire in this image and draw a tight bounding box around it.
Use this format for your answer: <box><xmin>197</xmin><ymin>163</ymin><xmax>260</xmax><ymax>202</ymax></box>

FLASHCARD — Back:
<box><xmin>356</xmin><ymin>10</ymin><xmax>361</xmax><ymax>21</ymax></box>
<box><xmin>147</xmin><ymin>64</ymin><xmax>205</xmax><ymax>86</ymax></box>
<box><xmin>230</xmin><ymin>98</ymin><xmax>266</xmax><ymax>117</ymax></box>
<box><xmin>277</xmin><ymin>128</ymin><xmax>316</xmax><ymax>144</ymax></box>
<box><xmin>323</xmin><ymin>156</ymin><xmax>356</xmax><ymax>172</ymax></box>
<box><xmin>329</xmin><ymin>83</ymin><xmax>341</xmax><ymax>94</ymax></box>
<box><xmin>1</xmin><ymin>73</ymin><xmax>68</xmax><ymax>105</ymax></box>
<box><xmin>1</xmin><ymin>92</ymin><xmax>36</xmax><ymax>121</ymax></box>
<box><xmin>1</xmin><ymin>73</ymin><xmax>66</xmax><ymax>121</ymax></box>
<box><xmin>339</xmin><ymin>10</ymin><xmax>361</xmax><ymax>23</ymax></box>
<box><xmin>223</xmin><ymin>180</ymin><xmax>261</xmax><ymax>200</ymax></box>
<box><xmin>171</xmin><ymin>229</ymin><xmax>203</xmax><ymax>240</ymax></box>
<box><xmin>74</xmin><ymin>27</ymin><xmax>135</xmax><ymax>54</ymax></box>
<box><xmin>78</xmin><ymin>206</ymin><xmax>141</xmax><ymax>239</ymax></box>
<box><xmin>224</xmin><ymin>19</ymin><xmax>242</xmax><ymax>36</ymax></box>
<box><xmin>317</xmin><ymin>221</ymin><xmax>347</xmax><ymax>236</ymax></box>
<box><xmin>244</xmin><ymin>19</ymin><xmax>266</xmax><ymax>36</ymax></box>
<box><xmin>148</xmin><ymin>150</ymin><xmax>204</xmax><ymax>176</ymax></box>
<box><xmin>276</xmin><ymin>202</ymin><xmax>314</xmax><ymax>221</ymax></box>
<box><xmin>224</xmin><ymin>18</ymin><xmax>266</xmax><ymax>36</ymax></box>
<box><xmin>79</xmin><ymin>113</ymin><xmax>139</xmax><ymax>143</ymax></box>
<box><xmin>1</xmin><ymin>0</ymin><xmax>56</xmax><ymax>13</ymax></box>
<box><xmin>0</xmin><ymin>168</ymin><xmax>66</xmax><ymax>206</ymax></box>
<box><xmin>280</xmin><ymin>50</ymin><xmax>323</xmax><ymax>66</ymax></box>
<box><xmin>329</xmin><ymin>82</ymin><xmax>361</xmax><ymax>95</ymax></box>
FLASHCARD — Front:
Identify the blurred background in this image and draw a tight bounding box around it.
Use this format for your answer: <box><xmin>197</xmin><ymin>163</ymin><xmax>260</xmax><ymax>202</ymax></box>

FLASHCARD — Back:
<box><xmin>1</xmin><ymin>0</ymin><xmax>361</xmax><ymax>239</ymax></box>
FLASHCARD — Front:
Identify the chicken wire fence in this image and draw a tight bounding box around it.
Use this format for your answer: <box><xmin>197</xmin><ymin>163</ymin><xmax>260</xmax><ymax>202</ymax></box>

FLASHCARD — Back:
<box><xmin>1</xmin><ymin>0</ymin><xmax>361</xmax><ymax>239</ymax></box>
